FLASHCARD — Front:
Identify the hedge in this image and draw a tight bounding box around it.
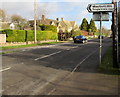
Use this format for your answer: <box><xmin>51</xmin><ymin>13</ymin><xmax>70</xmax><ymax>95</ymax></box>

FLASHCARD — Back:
<box><xmin>1</xmin><ymin>29</ymin><xmax>58</xmax><ymax>42</ymax></box>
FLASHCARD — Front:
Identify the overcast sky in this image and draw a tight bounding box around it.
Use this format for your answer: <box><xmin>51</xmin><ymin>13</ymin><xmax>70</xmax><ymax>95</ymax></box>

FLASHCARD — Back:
<box><xmin>1</xmin><ymin>0</ymin><xmax>114</xmax><ymax>29</ymax></box>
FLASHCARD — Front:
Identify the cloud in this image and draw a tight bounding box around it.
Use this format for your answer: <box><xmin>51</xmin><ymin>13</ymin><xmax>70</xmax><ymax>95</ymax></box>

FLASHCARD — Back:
<box><xmin>1</xmin><ymin>0</ymin><xmax>33</xmax><ymax>2</ymax></box>
<box><xmin>2</xmin><ymin>2</ymin><xmax>34</xmax><ymax>19</ymax></box>
<box><xmin>1</xmin><ymin>0</ymin><xmax>112</xmax><ymax>3</ymax></box>
<box><xmin>1</xmin><ymin>0</ymin><xmax>112</xmax><ymax>29</ymax></box>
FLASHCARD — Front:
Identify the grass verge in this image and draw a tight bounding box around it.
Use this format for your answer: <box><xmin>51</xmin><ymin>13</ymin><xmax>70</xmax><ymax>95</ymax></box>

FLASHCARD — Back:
<box><xmin>1</xmin><ymin>41</ymin><xmax>63</xmax><ymax>50</ymax></box>
<box><xmin>99</xmin><ymin>46</ymin><xmax>120</xmax><ymax>75</ymax></box>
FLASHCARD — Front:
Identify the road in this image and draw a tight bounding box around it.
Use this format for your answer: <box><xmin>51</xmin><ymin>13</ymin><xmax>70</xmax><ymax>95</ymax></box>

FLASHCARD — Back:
<box><xmin>1</xmin><ymin>38</ymin><xmax>119</xmax><ymax>95</ymax></box>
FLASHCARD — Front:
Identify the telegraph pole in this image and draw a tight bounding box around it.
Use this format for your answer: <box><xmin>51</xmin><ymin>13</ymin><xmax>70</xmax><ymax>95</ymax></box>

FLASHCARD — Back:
<box><xmin>112</xmin><ymin>0</ymin><xmax>119</xmax><ymax>68</ymax></box>
<box><xmin>34</xmin><ymin>0</ymin><xmax>37</xmax><ymax>43</ymax></box>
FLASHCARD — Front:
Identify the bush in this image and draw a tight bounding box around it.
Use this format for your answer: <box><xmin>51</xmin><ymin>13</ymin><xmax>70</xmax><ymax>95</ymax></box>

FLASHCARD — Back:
<box><xmin>1</xmin><ymin>29</ymin><xmax>58</xmax><ymax>42</ymax></box>
<box><xmin>39</xmin><ymin>24</ymin><xmax>57</xmax><ymax>32</ymax></box>
<box><xmin>15</xmin><ymin>30</ymin><xmax>26</xmax><ymax>42</ymax></box>
<box><xmin>72</xmin><ymin>30</ymin><xmax>82</xmax><ymax>36</ymax></box>
<box><xmin>37</xmin><ymin>31</ymin><xmax>57</xmax><ymax>40</ymax></box>
<box><xmin>2</xmin><ymin>29</ymin><xmax>26</xmax><ymax>42</ymax></box>
<box><xmin>26</xmin><ymin>30</ymin><xmax>34</xmax><ymax>41</ymax></box>
<box><xmin>2</xmin><ymin>29</ymin><xmax>16</xmax><ymax>42</ymax></box>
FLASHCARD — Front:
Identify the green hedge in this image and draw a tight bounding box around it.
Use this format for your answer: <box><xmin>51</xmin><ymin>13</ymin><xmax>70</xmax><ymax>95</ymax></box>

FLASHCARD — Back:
<box><xmin>39</xmin><ymin>25</ymin><xmax>57</xmax><ymax>32</ymax></box>
<box><xmin>2</xmin><ymin>29</ymin><xmax>58</xmax><ymax>42</ymax></box>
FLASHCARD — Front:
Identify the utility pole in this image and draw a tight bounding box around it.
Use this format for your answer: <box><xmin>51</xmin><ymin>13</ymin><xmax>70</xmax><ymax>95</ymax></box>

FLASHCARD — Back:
<box><xmin>34</xmin><ymin>0</ymin><xmax>37</xmax><ymax>43</ymax></box>
<box><xmin>112</xmin><ymin>0</ymin><xmax>119</xmax><ymax>68</ymax></box>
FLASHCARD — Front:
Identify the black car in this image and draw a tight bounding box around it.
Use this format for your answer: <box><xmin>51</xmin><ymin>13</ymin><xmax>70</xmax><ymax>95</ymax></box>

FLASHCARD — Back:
<box><xmin>73</xmin><ymin>35</ymin><xmax>88</xmax><ymax>43</ymax></box>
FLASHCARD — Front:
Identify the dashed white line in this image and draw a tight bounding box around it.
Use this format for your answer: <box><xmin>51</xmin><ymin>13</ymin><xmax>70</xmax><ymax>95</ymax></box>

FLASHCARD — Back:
<box><xmin>34</xmin><ymin>51</ymin><xmax>62</xmax><ymax>61</ymax></box>
<box><xmin>71</xmin><ymin>49</ymin><xmax>97</xmax><ymax>73</ymax></box>
<box><xmin>47</xmin><ymin>49</ymin><xmax>97</xmax><ymax>95</ymax></box>
<box><xmin>0</xmin><ymin>67</ymin><xmax>11</xmax><ymax>72</ymax></box>
<box><xmin>71</xmin><ymin>46</ymin><xmax>78</xmax><ymax>49</ymax></box>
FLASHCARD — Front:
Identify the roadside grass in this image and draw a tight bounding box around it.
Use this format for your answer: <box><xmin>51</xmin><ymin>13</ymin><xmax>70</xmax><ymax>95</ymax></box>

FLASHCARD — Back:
<box><xmin>1</xmin><ymin>41</ymin><xmax>64</xmax><ymax>50</ymax></box>
<box><xmin>99</xmin><ymin>46</ymin><xmax>120</xmax><ymax>75</ymax></box>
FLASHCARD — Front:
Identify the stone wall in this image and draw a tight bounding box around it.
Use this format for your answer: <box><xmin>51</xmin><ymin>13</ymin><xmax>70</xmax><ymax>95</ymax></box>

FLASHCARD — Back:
<box><xmin>0</xmin><ymin>34</ymin><xmax>6</xmax><ymax>44</ymax></box>
<box><xmin>1</xmin><ymin>40</ymin><xmax>58</xmax><ymax>47</ymax></box>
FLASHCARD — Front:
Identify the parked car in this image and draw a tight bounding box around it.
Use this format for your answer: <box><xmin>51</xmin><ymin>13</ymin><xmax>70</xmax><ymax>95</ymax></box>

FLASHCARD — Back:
<box><xmin>98</xmin><ymin>35</ymin><xmax>104</xmax><ymax>39</ymax></box>
<box><xmin>73</xmin><ymin>35</ymin><xmax>88</xmax><ymax>43</ymax></box>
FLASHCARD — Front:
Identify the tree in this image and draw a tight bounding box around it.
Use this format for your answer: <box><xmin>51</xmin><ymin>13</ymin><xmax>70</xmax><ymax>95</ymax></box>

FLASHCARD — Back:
<box><xmin>89</xmin><ymin>19</ymin><xmax>97</xmax><ymax>33</ymax></box>
<box><xmin>0</xmin><ymin>9</ymin><xmax>6</xmax><ymax>22</ymax></box>
<box><xmin>11</xmin><ymin>14</ymin><xmax>27</xmax><ymax>30</ymax></box>
<box><xmin>80</xmin><ymin>18</ymin><xmax>88</xmax><ymax>31</ymax></box>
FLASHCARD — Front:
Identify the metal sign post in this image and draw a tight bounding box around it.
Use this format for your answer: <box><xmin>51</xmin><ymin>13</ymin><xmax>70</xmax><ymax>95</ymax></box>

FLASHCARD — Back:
<box><xmin>34</xmin><ymin>0</ymin><xmax>37</xmax><ymax>43</ymax></box>
<box><xmin>99</xmin><ymin>12</ymin><xmax>102</xmax><ymax>64</ymax></box>
<box><xmin>87</xmin><ymin>3</ymin><xmax>114</xmax><ymax>65</ymax></box>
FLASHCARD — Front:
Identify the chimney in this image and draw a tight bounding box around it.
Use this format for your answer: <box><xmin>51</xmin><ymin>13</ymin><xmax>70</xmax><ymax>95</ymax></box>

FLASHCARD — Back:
<box><xmin>61</xmin><ymin>18</ymin><xmax>64</xmax><ymax>21</ymax></box>
<box><xmin>42</xmin><ymin>15</ymin><xmax>45</xmax><ymax>20</ymax></box>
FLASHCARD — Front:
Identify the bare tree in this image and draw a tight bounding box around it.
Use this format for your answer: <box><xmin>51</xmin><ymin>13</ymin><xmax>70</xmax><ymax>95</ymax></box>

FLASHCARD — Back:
<box><xmin>37</xmin><ymin>3</ymin><xmax>50</xmax><ymax>19</ymax></box>
<box><xmin>11</xmin><ymin>14</ymin><xmax>27</xmax><ymax>30</ymax></box>
<box><xmin>0</xmin><ymin>9</ymin><xmax>6</xmax><ymax>22</ymax></box>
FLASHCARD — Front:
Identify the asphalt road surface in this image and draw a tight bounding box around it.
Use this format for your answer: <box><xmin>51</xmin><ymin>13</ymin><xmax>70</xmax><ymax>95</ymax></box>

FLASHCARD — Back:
<box><xmin>1</xmin><ymin>38</ymin><xmax>119</xmax><ymax>95</ymax></box>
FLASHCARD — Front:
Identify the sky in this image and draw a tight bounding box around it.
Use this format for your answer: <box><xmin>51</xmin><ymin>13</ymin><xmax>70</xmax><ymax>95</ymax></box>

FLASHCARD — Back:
<box><xmin>1</xmin><ymin>0</ymin><xmax>115</xmax><ymax>29</ymax></box>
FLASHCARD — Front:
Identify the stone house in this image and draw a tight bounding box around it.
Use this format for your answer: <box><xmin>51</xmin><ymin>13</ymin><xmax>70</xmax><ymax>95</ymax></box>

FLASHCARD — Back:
<box><xmin>0</xmin><ymin>22</ymin><xmax>15</xmax><ymax>30</ymax></box>
<box><xmin>9</xmin><ymin>23</ymin><xmax>15</xmax><ymax>29</ymax></box>
<box><xmin>28</xmin><ymin>15</ymin><xmax>79</xmax><ymax>33</ymax></box>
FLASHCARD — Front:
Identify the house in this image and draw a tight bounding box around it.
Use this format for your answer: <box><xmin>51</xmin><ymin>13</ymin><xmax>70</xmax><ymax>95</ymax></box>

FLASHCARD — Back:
<box><xmin>28</xmin><ymin>15</ymin><xmax>79</xmax><ymax>33</ymax></box>
<box><xmin>9</xmin><ymin>23</ymin><xmax>15</xmax><ymax>29</ymax></box>
<box><xmin>0</xmin><ymin>22</ymin><xmax>15</xmax><ymax>30</ymax></box>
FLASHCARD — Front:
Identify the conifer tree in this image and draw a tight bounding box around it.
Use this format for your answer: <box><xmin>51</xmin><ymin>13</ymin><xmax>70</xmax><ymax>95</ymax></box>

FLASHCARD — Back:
<box><xmin>80</xmin><ymin>18</ymin><xmax>88</xmax><ymax>31</ymax></box>
<box><xmin>89</xmin><ymin>19</ymin><xmax>97</xmax><ymax>33</ymax></box>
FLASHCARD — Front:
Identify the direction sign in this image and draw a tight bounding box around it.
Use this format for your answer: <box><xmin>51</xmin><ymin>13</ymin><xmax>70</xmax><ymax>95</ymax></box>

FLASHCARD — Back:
<box><xmin>87</xmin><ymin>3</ymin><xmax>114</xmax><ymax>13</ymax></box>
<box><xmin>93</xmin><ymin>12</ymin><xmax>109</xmax><ymax>21</ymax></box>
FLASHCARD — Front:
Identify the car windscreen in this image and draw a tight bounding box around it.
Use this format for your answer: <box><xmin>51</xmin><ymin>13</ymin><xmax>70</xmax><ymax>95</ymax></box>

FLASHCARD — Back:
<box><xmin>75</xmin><ymin>36</ymin><xmax>86</xmax><ymax>39</ymax></box>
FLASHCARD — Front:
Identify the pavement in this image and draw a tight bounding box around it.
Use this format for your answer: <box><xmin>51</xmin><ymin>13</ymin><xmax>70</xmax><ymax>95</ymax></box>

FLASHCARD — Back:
<box><xmin>1</xmin><ymin>38</ymin><xmax>119</xmax><ymax>96</ymax></box>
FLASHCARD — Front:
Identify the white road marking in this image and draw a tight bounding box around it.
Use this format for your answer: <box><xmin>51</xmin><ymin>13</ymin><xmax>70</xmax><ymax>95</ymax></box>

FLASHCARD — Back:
<box><xmin>34</xmin><ymin>51</ymin><xmax>62</xmax><ymax>61</ymax></box>
<box><xmin>71</xmin><ymin>49</ymin><xmax>97</xmax><ymax>73</ymax></box>
<box><xmin>71</xmin><ymin>46</ymin><xmax>78</xmax><ymax>49</ymax></box>
<box><xmin>47</xmin><ymin>49</ymin><xmax>97</xmax><ymax>95</ymax></box>
<box><xmin>22</xmin><ymin>50</ymin><xmax>25</xmax><ymax>51</ymax></box>
<box><xmin>66</xmin><ymin>49</ymin><xmax>70</xmax><ymax>51</ymax></box>
<box><xmin>0</xmin><ymin>67</ymin><xmax>11</xmax><ymax>72</ymax></box>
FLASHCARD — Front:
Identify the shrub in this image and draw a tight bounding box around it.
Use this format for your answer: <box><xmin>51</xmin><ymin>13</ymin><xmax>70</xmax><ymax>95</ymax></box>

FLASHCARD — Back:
<box><xmin>72</xmin><ymin>30</ymin><xmax>82</xmax><ymax>36</ymax></box>
<box><xmin>15</xmin><ymin>30</ymin><xmax>26</xmax><ymax>42</ymax></box>
<box><xmin>39</xmin><ymin>24</ymin><xmax>57</xmax><ymax>32</ymax></box>
<box><xmin>1</xmin><ymin>29</ymin><xmax>58</xmax><ymax>42</ymax></box>
<box><xmin>2</xmin><ymin>29</ymin><xmax>15</xmax><ymax>42</ymax></box>
<box><xmin>26</xmin><ymin>30</ymin><xmax>34</xmax><ymax>41</ymax></box>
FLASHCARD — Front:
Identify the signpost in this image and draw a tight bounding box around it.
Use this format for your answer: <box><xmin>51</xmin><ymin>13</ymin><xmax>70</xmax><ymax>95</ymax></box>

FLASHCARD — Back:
<box><xmin>93</xmin><ymin>12</ymin><xmax>109</xmax><ymax>21</ymax></box>
<box><xmin>87</xmin><ymin>3</ymin><xmax>114</xmax><ymax>12</ymax></box>
<box><xmin>87</xmin><ymin>3</ymin><xmax>114</xmax><ymax>65</ymax></box>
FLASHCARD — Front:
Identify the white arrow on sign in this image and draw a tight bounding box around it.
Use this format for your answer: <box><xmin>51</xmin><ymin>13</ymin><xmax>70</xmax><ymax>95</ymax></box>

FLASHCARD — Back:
<box><xmin>87</xmin><ymin>3</ymin><xmax>114</xmax><ymax>13</ymax></box>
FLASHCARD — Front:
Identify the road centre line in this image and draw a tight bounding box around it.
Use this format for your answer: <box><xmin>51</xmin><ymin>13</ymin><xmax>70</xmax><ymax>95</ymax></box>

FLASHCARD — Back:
<box><xmin>0</xmin><ymin>67</ymin><xmax>11</xmax><ymax>72</ymax></box>
<box><xmin>47</xmin><ymin>49</ymin><xmax>97</xmax><ymax>95</ymax></box>
<box><xmin>71</xmin><ymin>49</ymin><xmax>97</xmax><ymax>73</ymax></box>
<box><xmin>34</xmin><ymin>46</ymin><xmax>79</xmax><ymax>61</ymax></box>
<box><xmin>34</xmin><ymin>51</ymin><xmax>62</xmax><ymax>61</ymax></box>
